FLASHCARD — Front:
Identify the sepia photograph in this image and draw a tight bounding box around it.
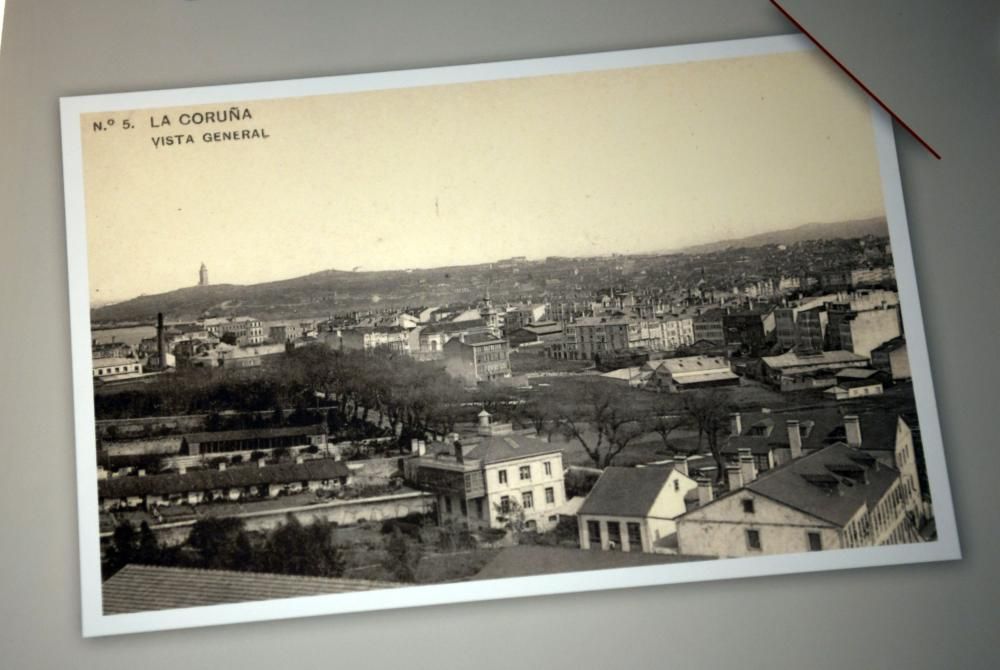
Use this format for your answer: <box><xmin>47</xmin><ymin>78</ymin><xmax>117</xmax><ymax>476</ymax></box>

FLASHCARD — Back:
<box><xmin>61</xmin><ymin>34</ymin><xmax>959</xmax><ymax>636</ymax></box>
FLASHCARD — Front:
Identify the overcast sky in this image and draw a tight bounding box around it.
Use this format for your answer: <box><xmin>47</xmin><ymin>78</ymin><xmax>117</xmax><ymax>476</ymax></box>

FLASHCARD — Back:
<box><xmin>81</xmin><ymin>49</ymin><xmax>885</xmax><ymax>304</ymax></box>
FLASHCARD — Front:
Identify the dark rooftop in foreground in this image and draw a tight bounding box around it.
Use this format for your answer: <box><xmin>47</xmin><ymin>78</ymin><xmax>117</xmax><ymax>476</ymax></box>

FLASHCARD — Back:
<box><xmin>473</xmin><ymin>544</ymin><xmax>708</xmax><ymax>580</ymax></box>
<box><xmin>103</xmin><ymin>564</ymin><xmax>394</xmax><ymax>614</ymax></box>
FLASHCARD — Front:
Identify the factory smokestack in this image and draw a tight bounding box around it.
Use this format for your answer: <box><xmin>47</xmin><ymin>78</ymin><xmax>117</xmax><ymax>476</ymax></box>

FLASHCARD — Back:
<box><xmin>156</xmin><ymin>312</ymin><xmax>166</xmax><ymax>370</ymax></box>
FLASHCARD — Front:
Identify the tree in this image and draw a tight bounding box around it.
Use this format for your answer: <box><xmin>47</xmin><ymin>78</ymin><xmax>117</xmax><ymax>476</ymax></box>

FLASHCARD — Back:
<box><xmin>104</xmin><ymin>521</ymin><xmax>139</xmax><ymax>577</ymax></box>
<box><xmin>187</xmin><ymin>517</ymin><xmax>253</xmax><ymax>570</ymax></box>
<box><xmin>220</xmin><ymin>332</ymin><xmax>239</xmax><ymax>345</ymax></box>
<box><xmin>135</xmin><ymin>521</ymin><xmax>162</xmax><ymax>565</ymax></box>
<box><xmin>256</xmin><ymin>515</ymin><xmax>346</xmax><ymax>577</ymax></box>
<box><xmin>556</xmin><ymin>383</ymin><xmax>646</xmax><ymax>468</ymax></box>
<box><xmin>682</xmin><ymin>389</ymin><xmax>734</xmax><ymax>482</ymax></box>
<box><xmin>382</xmin><ymin>527</ymin><xmax>423</xmax><ymax>583</ymax></box>
<box><xmin>644</xmin><ymin>402</ymin><xmax>690</xmax><ymax>455</ymax></box>
<box><xmin>493</xmin><ymin>499</ymin><xmax>528</xmax><ymax>544</ymax></box>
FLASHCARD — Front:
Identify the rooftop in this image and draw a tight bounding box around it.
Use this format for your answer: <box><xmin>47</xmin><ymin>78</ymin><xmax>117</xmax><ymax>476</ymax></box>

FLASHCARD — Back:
<box><xmin>98</xmin><ymin>459</ymin><xmax>350</xmax><ymax>499</ymax></box>
<box><xmin>103</xmin><ymin>564</ymin><xmax>392</xmax><ymax>614</ymax></box>
<box><xmin>761</xmin><ymin>350</ymin><xmax>868</xmax><ymax>369</ymax></box>
<box><xmin>744</xmin><ymin>443</ymin><xmax>900</xmax><ymax>527</ymax></box>
<box><xmin>473</xmin><ymin>544</ymin><xmax>704</xmax><ymax>581</ymax></box>
<box><xmin>184</xmin><ymin>423</ymin><xmax>327</xmax><ymax>444</ymax></box>
<box><xmin>578</xmin><ymin>466</ymin><xmax>676</xmax><ymax>518</ymax></box>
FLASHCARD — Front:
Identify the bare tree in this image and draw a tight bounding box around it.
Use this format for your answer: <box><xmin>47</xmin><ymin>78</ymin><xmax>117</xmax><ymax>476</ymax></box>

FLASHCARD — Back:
<box><xmin>682</xmin><ymin>389</ymin><xmax>734</xmax><ymax>482</ymax></box>
<box><xmin>557</xmin><ymin>383</ymin><xmax>646</xmax><ymax>468</ymax></box>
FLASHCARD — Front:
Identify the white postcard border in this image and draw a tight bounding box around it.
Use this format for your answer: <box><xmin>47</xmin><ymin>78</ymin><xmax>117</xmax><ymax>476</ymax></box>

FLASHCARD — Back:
<box><xmin>60</xmin><ymin>33</ymin><xmax>961</xmax><ymax>638</ymax></box>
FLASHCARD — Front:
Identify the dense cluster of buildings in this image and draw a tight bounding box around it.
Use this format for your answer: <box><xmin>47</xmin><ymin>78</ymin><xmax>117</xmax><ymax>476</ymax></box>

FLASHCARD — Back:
<box><xmin>95</xmin><ymin>243</ymin><xmax>930</xmax><ymax>576</ymax></box>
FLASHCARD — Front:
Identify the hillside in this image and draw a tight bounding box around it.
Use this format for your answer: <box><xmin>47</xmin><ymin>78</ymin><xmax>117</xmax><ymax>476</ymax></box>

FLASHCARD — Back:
<box><xmin>91</xmin><ymin>217</ymin><xmax>890</xmax><ymax>325</ymax></box>
<box><xmin>675</xmin><ymin>218</ymin><xmax>888</xmax><ymax>255</ymax></box>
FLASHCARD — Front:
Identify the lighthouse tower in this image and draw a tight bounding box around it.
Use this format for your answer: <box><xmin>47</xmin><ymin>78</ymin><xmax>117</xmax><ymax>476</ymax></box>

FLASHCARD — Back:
<box><xmin>198</xmin><ymin>262</ymin><xmax>209</xmax><ymax>286</ymax></box>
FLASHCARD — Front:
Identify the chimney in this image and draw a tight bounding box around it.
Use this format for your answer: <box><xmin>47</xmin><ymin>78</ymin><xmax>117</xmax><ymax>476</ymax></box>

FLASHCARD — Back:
<box><xmin>726</xmin><ymin>464</ymin><xmax>744</xmax><ymax>491</ymax></box>
<box><xmin>787</xmin><ymin>419</ymin><xmax>802</xmax><ymax>459</ymax></box>
<box><xmin>257</xmin><ymin>458</ymin><xmax>267</xmax><ymax>468</ymax></box>
<box><xmin>295</xmin><ymin>455</ymin><xmax>304</xmax><ymax>464</ymax></box>
<box><xmin>217</xmin><ymin>461</ymin><xmax>226</xmax><ymax>471</ymax></box>
<box><xmin>156</xmin><ymin>312</ymin><xmax>166</xmax><ymax>370</ymax></box>
<box><xmin>417</xmin><ymin>440</ymin><xmax>427</xmax><ymax>456</ymax></box>
<box><xmin>844</xmin><ymin>415</ymin><xmax>862</xmax><ymax>448</ymax></box>
<box><xmin>410</xmin><ymin>438</ymin><xmax>420</xmax><ymax>454</ymax></box>
<box><xmin>730</xmin><ymin>412</ymin><xmax>742</xmax><ymax>436</ymax></box>
<box><xmin>673</xmin><ymin>455</ymin><xmax>689</xmax><ymax>477</ymax></box>
<box><xmin>477</xmin><ymin>409</ymin><xmax>492</xmax><ymax>436</ymax></box>
<box><xmin>454</xmin><ymin>440</ymin><xmax>464</xmax><ymax>464</ymax></box>
<box><xmin>697</xmin><ymin>478</ymin><xmax>714</xmax><ymax>506</ymax></box>
<box><xmin>137</xmin><ymin>469</ymin><xmax>146</xmax><ymax>477</ymax></box>
<box><xmin>738</xmin><ymin>448</ymin><xmax>757</xmax><ymax>483</ymax></box>
<box><xmin>178</xmin><ymin>464</ymin><xmax>187</xmax><ymax>475</ymax></box>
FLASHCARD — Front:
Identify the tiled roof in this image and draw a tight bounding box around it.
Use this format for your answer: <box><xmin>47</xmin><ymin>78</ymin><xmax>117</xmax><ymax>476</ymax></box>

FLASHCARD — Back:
<box><xmin>872</xmin><ymin>336</ymin><xmax>907</xmax><ymax>353</ymax></box>
<box><xmin>98</xmin><ymin>459</ymin><xmax>351</xmax><ymax>499</ymax></box>
<box><xmin>184</xmin><ymin>424</ymin><xmax>326</xmax><ymax>444</ymax></box>
<box><xmin>421</xmin><ymin>319</ymin><xmax>488</xmax><ymax>335</ymax></box>
<box><xmin>473</xmin><ymin>544</ymin><xmax>702</xmax><ymax>580</ymax></box>
<box><xmin>519</xmin><ymin>322</ymin><xmax>563</xmax><ymax>335</ymax></box>
<box><xmin>578</xmin><ymin>466</ymin><xmax>675</xmax><ymax>518</ymax></box>
<box><xmin>103</xmin><ymin>564</ymin><xmax>392</xmax><ymax>614</ymax></box>
<box><xmin>461</xmin><ymin>434</ymin><xmax>562</xmax><ymax>465</ymax></box>
<box><xmin>722</xmin><ymin>407</ymin><xmax>902</xmax><ymax>457</ymax></box>
<box><xmin>761</xmin><ymin>350</ymin><xmax>868</xmax><ymax>370</ymax></box>
<box><xmin>745</xmin><ymin>443</ymin><xmax>899</xmax><ymax>527</ymax></box>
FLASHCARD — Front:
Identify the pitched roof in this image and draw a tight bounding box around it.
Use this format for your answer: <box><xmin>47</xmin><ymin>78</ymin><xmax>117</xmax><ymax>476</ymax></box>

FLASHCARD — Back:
<box><xmin>421</xmin><ymin>319</ymin><xmax>488</xmax><ymax>335</ymax></box>
<box><xmin>461</xmin><ymin>434</ymin><xmax>562</xmax><ymax>464</ymax></box>
<box><xmin>184</xmin><ymin>424</ymin><xmax>326</xmax><ymax>444</ymax></box>
<box><xmin>761</xmin><ymin>350</ymin><xmax>868</xmax><ymax>370</ymax></box>
<box><xmin>578</xmin><ymin>466</ymin><xmax>675</xmax><ymax>518</ymax></box>
<box><xmin>872</xmin><ymin>336</ymin><xmax>907</xmax><ymax>354</ymax></box>
<box><xmin>473</xmin><ymin>544</ymin><xmax>702</xmax><ymax>580</ymax></box>
<box><xmin>98</xmin><ymin>459</ymin><xmax>351</xmax><ymax>499</ymax></box>
<box><xmin>651</xmin><ymin>355</ymin><xmax>731</xmax><ymax>374</ymax></box>
<box><xmin>103</xmin><ymin>564</ymin><xmax>392</xmax><ymax>614</ymax></box>
<box><xmin>519</xmin><ymin>322</ymin><xmax>563</xmax><ymax>335</ymax></box>
<box><xmin>722</xmin><ymin>407</ymin><xmax>902</xmax><ymax>456</ymax></box>
<box><xmin>744</xmin><ymin>443</ymin><xmax>899</xmax><ymax>526</ymax></box>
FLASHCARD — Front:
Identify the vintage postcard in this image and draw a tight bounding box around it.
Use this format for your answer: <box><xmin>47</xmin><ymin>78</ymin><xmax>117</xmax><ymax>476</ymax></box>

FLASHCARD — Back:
<box><xmin>61</xmin><ymin>34</ymin><xmax>960</xmax><ymax>637</ymax></box>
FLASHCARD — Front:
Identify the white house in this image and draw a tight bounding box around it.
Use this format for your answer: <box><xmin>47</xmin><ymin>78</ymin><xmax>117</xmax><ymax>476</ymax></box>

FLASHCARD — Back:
<box><xmin>577</xmin><ymin>466</ymin><xmax>697</xmax><ymax>553</ymax></box>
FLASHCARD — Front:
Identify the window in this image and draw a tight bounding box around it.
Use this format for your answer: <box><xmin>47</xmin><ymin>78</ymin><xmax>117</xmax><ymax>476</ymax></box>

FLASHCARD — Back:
<box><xmin>519</xmin><ymin>465</ymin><xmax>531</xmax><ymax>481</ymax></box>
<box><xmin>742</xmin><ymin>499</ymin><xmax>755</xmax><ymax>514</ymax></box>
<box><xmin>522</xmin><ymin>491</ymin><xmax>534</xmax><ymax>509</ymax></box>
<box><xmin>807</xmin><ymin>532</ymin><xmax>823</xmax><ymax>551</ymax></box>
<box><xmin>544</xmin><ymin>461</ymin><xmax>552</xmax><ymax>476</ymax></box>
<box><xmin>498</xmin><ymin>469</ymin><xmax>507</xmax><ymax>485</ymax></box>
<box><xmin>460</xmin><ymin>499</ymin><xmax>467</xmax><ymax>516</ymax></box>
<box><xmin>444</xmin><ymin>496</ymin><xmax>452</xmax><ymax>514</ymax></box>
<box><xmin>587</xmin><ymin>520</ymin><xmax>601</xmax><ymax>548</ymax></box>
<box><xmin>627</xmin><ymin>522</ymin><xmax>642</xmax><ymax>549</ymax></box>
<box><xmin>607</xmin><ymin>522</ymin><xmax>622</xmax><ymax>550</ymax></box>
<box><xmin>746</xmin><ymin>529</ymin><xmax>762</xmax><ymax>551</ymax></box>
<box><xmin>545</xmin><ymin>487</ymin><xmax>555</xmax><ymax>505</ymax></box>
<box><xmin>499</xmin><ymin>496</ymin><xmax>510</xmax><ymax>514</ymax></box>
<box><xmin>476</xmin><ymin>498</ymin><xmax>484</xmax><ymax>519</ymax></box>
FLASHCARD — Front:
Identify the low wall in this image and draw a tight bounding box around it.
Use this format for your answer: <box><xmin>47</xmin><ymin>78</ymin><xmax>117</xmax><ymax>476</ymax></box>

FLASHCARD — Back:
<box><xmin>121</xmin><ymin>491</ymin><xmax>435</xmax><ymax>547</ymax></box>
<box><xmin>345</xmin><ymin>457</ymin><xmax>403</xmax><ymax>485</ymax></box>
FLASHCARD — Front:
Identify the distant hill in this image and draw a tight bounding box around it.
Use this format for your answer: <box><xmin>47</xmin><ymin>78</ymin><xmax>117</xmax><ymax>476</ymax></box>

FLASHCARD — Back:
<box><xmin>675</xmin><ymin>218</ymin><xmax>888</xmax><ymax>255</ymax></box>
<box><xmin>91</xmin><ymin>217</ymin><xmax>889</xmax><ymax>325</ymax></box>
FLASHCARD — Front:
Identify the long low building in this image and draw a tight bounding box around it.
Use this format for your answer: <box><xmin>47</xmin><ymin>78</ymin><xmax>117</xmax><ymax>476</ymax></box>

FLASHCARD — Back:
<box><xmin>98</xmin><ymin>458</ymin><xmax>352</xmax><ymax>510</ymax></box>
<box><xmin>643</xmin><ymin>355</ymin><xmax>740</xmax><ymax>392</ymax></box>
<box><xmin>760</xmin><ymin>350</ymin><xmax>868</xmax><ymax>388</ymax></box>
<box><xmin>180</xmin><ymin>424</ymin><xmax>328</xmax><ymax>456</ymax></box>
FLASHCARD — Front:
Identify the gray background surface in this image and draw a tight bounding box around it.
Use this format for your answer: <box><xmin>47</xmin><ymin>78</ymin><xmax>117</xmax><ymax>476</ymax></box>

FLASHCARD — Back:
<box><xmin>1</xmin><ymin>1</ymin><xmax>996</xmax><ymax>667</ymax></box>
